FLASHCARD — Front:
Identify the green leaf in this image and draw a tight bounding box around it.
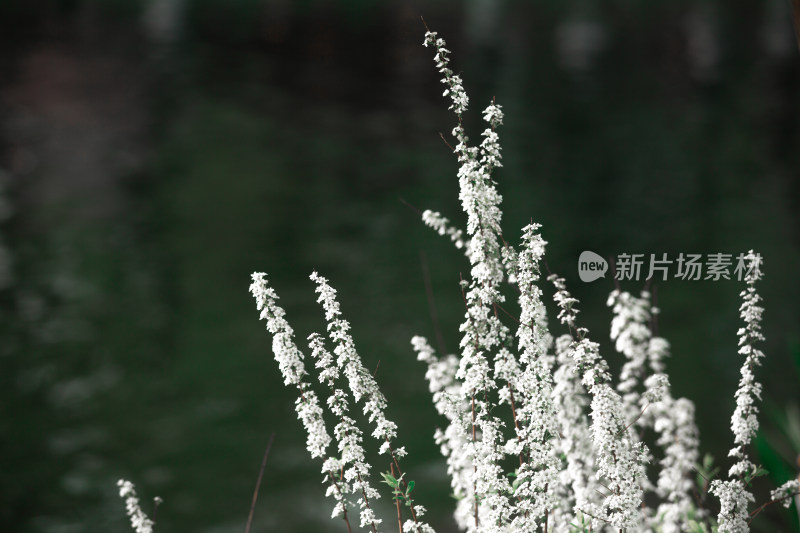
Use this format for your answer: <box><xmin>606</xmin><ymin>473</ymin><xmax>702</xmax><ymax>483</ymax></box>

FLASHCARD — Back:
<box><xmin>406</xmin><ymin>480</ymin><xmax>415</xmax><ymax>494</ymax></box>
<box><xmin>381</xmin><ymin>472</ymin><xmax>399</xmax><ymax>488</ymax></box>
<box><xmin>743</xmin><ymin>465</ymin><xmax>769</xmax><ymax>485</ymax></box>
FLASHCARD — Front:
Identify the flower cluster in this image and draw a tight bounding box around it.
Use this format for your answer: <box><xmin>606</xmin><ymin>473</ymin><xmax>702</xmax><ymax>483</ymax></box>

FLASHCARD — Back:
<box><xmin>708</xmin><ymin>251</ymin><xmax>771</xmax><ymax>533</ymax></box>
<box><xmin>421</xmin><ymin>210</ymin><xmax>466</xmax><ymax>250</ymax></box>
<box><xmin>728</xmin><ymin>251</ymin><xmax>766</xmax><ymax>477</ymax></box>
<box><xmin>117</xmin><ymin>479</ymin><xmax>159</xmax><ymax>533</ymax></box>
<box><xmin>250</xmin><ymin>271</ymin><xmax>436</xmax><ymax>533</ymax></box>
<box><xmin>607</xmin><ymin>290</ymin><xmax>700</xmax><ymax>532</ymax></box>
<box><xmin>550</xmin><ymin>282</ymin><xmax>649</xmax><ymax>530</ymax></box>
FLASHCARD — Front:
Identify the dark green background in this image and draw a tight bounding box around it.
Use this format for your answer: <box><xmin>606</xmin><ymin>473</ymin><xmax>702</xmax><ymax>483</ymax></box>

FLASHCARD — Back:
<box><xmin>1</xmin><ymin>1</ymin><xmax>799</xmax><ymax>531</ymax></box>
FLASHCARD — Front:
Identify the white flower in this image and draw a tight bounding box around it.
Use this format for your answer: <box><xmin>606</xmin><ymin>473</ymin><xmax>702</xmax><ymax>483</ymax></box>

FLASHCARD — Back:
<box><xmin>770</xmin><ymin>479</ymin><xmax>800</xmax><ymax>508</ymax></box>
<box><xmin>422</xmin><ymin>210</ymin><xmax>467</xmax><ymax>250</ymax></box>
<box><xmin>710</xmin><ymin>479</ymin><xmax>754</xmax><ymax>533</ymax></box>
<box><xmin>117</xmin><ymin>479</ymin><xmax>158</xmax><ymax>533</ymax></box>
<box><xmin>311</xmin><ymin>272</ymin><xmax>435</xmax><ymax>533</ymax></box>
<box><xmin>250</xmin><ymin>273</ymin><xmax>332</xmax><ymax>459</ymax></box>
<box><xmin>549</xmin><ymin>277</ymin><xmax>648</xmax><ymax>529</ymax></box>
<box><xmin>413</xmin><ymin>336</ymin><xmax>474</xmax><ymax>530</ymax></box>
<box><xmin>730</xmin><ymin>251</ymin><xmax>765</xmax><ymax>452</ymax></box>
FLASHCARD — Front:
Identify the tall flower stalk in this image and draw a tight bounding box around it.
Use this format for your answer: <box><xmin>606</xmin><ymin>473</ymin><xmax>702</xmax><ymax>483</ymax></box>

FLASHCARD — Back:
<box><xmin>550</xmin><ymin>276</ymin><xmax>649</xmax><ymax>530</ymax></box>
<box><xmin>117</xmin><ymin>479</ymin><xmax>161</xmax><ymax>533</ymax></box>
<box><xmin>709</xmin><ymin>251</ymin><xmax>765</xmax><ymax>533</ymax></box>
<box><xmin>608</xmin><ymin>290</ymin><xmax>700</xmax><ymax>532</ymax></box>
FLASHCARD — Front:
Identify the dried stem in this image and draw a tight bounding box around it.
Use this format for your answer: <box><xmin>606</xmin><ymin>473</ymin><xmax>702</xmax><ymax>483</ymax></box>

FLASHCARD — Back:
<box><xmin>327</xmin><ymin>472</ymin><xmax>354</xmax><ymax>533</ymax></box>
<box><xmin>420</xmin><ymin>249</ymin><xmax>448</xmax><ymax>356</ymax></box>
<box><xmin>245</xmin><ymin>432</ymin><xmax>276</xmax><ymax>533</ymax></box>
<box><xmin>392</xmin><ymin>463</ymin><xmax>403</xmax><ymax>533</ymax></box>
<box><xmin>747</xmin><ymin>490</ymin><xmax>800</xmax><ymax>524</ymax></box>
<box><xmin>383</xmin><ymin>438</ymin><xmax>422</xmax><ymax>531</ymax></box>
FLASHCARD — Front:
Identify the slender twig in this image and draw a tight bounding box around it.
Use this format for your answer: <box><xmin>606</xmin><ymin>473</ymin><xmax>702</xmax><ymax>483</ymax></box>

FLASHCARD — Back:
<box><xmin>650</xmin><ymin>285</ymin><xmax>659</xmax><ymax>338</ymax></box>
<box><xmin>748</xmin><ymin>490</ymin><xmax>800</xmax><ymax>524</ymax></box>
<box><xmin>392</xmin><ymin>463</ymin><xmax>403</xmax><ymax>533</ymax></box>
<box><xmin>643</xmin><ymin>277</ymin><xmax>652</xmax><ymax>293</ymax></box>
<box><xmin>152</xmin><ymin>496</ymin><xmax>163</xmax><ymax>531</ymax></box>
<box><xmin>245</xmin><ymin>432</ymin><xmax>276</xmax><ymax>533</ymax></box>
<box><xmin>495</xmin><ymin>302</ymin><xmax>521</xmax><ymax>324</ymax></box>
<box><xmin>382</xmin><ymin>438</ymin><xmax>422</xmax><ymax>532</ymax></box>
<box><xmin>507</xmin><ymin>387</ymin><xmax>525</xmax><ymax>467</ymax></box>
<box><xmin>543</xmin><ymin>503</ymin><xmax>549</xmax><ymax>533</ymax></box>
<box><xmin>792</xmin><ymin>0</ymin><xmax>800</xmax><ymax>53</ymax></box>
<box><xmin>328</xmin><ymin>472</ymin><xmax>354</xmax><ymax>533</ymax></box>
<box><xmin>333</xmin><ymin>412</ymin><xmax>380</xmax><ymax>533</ymax></box>
<box><xmin>356</xmin><ymin>471</ymin><xmax>380</xmax><ymax>533</ymax></box>
<box><xmin>618</xmin><ymin>403</ymin><xmax>651</xmax><ymax>436</ymax></box>
<box><xmin>472</xmin><ymin>392</ymin><xmax>479</xmax><ymax>528</ymax></box>
<box><xmin>609</xmin><ymin>256</ymin><xmax>621</xmax><ymax>292</ymax></box>
<box><xmin>575</xmin><ymin>508</ymin><xmax>613</xmax><ymax>526</ymax></box>
<box><xmin>399</xmin><ymin>197</ymin><xmax>423</xmax><ymax>217</ymax></box>
<box><xmin>420</xmin><ymin>249</ymin><xmax>447</xmax><ymax>355</ymax></box>
<box><xmin>438</xmin><ymin>131</ymin><xmax>455</xmax><ymax>152</ymax></box>
<box><xmin>459</xmin><ymin>272</ymin><xmax>480</xmax><ymax>528</ymax></box>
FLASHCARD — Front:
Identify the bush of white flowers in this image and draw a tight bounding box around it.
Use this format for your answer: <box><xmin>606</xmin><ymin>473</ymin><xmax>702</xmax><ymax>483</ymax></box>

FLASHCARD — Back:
<box><xmin>245</xmin><ymin>29</ymin><xmax>799</xmax><ymax>533</ymax></box>
<box><xmin>120</xmin><ymin>27</ymin><xmax>799</xmax><ymax>533</ymax></box>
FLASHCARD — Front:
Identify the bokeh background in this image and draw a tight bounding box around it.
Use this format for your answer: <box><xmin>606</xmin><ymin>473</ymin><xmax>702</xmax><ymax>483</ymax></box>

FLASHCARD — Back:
<box><xmin>1</xmin><ymin>1</ymin><xmax>799</xmax><ymax>532</ymax></box>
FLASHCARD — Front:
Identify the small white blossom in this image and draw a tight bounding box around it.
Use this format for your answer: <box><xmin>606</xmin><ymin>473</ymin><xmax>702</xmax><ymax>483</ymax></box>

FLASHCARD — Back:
<box><xmin>250</xmin><ymin>272</ymin><xmax>332</xmax><ymax>459</ymax></box>
<box><xmin>770</xmin><ymin>479</ymin><xmax>799</xmax><ymax>508</ymax></box>
<box><xmin>413</xmin><ymin>336</ymin><xmax>474</xmax><ymax>530</ymax></box>
<box><xmin>117</xmin><ymin>479</ymin><xmax>158</xmax><ymax>533</ymax></box>
<box><xmin>359</xmin><ymin>507</ymin><xmax>382</xmax><ymax>529</ymax></box>
<box><xmin>710</xmin><ymin>252</ymin><xmax>766</xmax><ymax>531</ymax></box>
<box><xmin>422</xmin><ymin>210</ymin><xmax>467</xmax><ymax>249</ymax></box>
<box><xmin>312</xmin><ymin>272</ymin><xmax>434</xmax><ymax>533</ymax></box>
<box><xmin>710</xmin><ymin>479</ymin><xmax>754</xmax><ymax>533</ymax></box>
<box><xmin>550</xmin><ymin>277</ymin><xmax>649</xmax><ymax>529</ymax></box>
<box><xmin>730</xmin><ymin>251</ymin><xmax>765</xmax><ymax>453</ymax></box>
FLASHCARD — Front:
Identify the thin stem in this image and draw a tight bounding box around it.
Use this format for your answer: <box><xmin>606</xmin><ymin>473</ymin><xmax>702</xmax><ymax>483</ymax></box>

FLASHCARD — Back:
<box><xmin>490</xmin><ymin>302</ymin><xmax>526</xmax><ymax>469</ymax></box>
<box><xmin>327</xmin><ymin>472</ymin><xmax>354</xmax><ymax>533</ymax></box>
<box><xmin>495</xmin><ymin>302</ymin><xmax>521</xmax><ymax>324</ymax></box>
<box><xmin>399</xmin><ymin>197</ymin><xmax>423</xmax><ymax>217</ymax></box>
<box><xmin>543</xmin><ymin>506</ymin><xmax>548</xmax><ymax>533</ymax></box>
<box><xmin>472</xmin><ymin>391</ymin><xmax>479</xmax><ymax>528</ymax></box>
<box><xmin>507</xmin><ymin>387</ymin><xmax>525</xmax><ymax>467</ymax></box>
<box><xmin>245</xmin><ymin>432</ymin><xmax>276</xmax><ymax>533</ymax></box>
<box><xmin>392</xmin><ymin>463</ymin><xmax>403</xmax><ymax>533</ymax></box>
<box><xmin>356</xmin><ymin>471</ymin><xmax>379</xmax><ymax>533</ymax></box>
<box><xmin>439</xmin><ymin>131</ymin><xmax>455</xmax><ymax>152</ymax></box>
<box><xmin>609</xmin><ymin>256</ymin><xmax>621</xmax><ymax>292</ymax></box>
<box><xmin>420</xmin><ymin>249</ymin><xmax>447</xmax><ymax>356</ymax></box>
<box><xmin>575</xmin><ymin>508</ymin><xmax>613</xmax><ymax>526</ymax></box>
<box><xmin>618</xmin><ymin>402</ymin><xmax>650</xmax><ymax>437</ymax></box>
<box><xmin>152</xmin><ymin>497</ymin><xmax>162</xmax><ymax>531</ymax></box>
<box><xmin>383</xmin><ymin>439</ymin><xmax>422</xmax><ymax>531</ymax></box>
<box><xmin>792</xmin><ymin>0</ymin><xmax>800</xmax><ymax>53</ymax></box>
<box><xmin>748</xmin><ymin>490</ymin><xmax>800</xmax><ymax>524</ymax></box>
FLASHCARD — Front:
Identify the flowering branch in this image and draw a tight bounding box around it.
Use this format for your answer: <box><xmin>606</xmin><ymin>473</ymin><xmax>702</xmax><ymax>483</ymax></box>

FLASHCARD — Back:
<box><xmin>117</xmin><ymin>479</ymin><xmax>160</xmax><ymax>533</ymax></box>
